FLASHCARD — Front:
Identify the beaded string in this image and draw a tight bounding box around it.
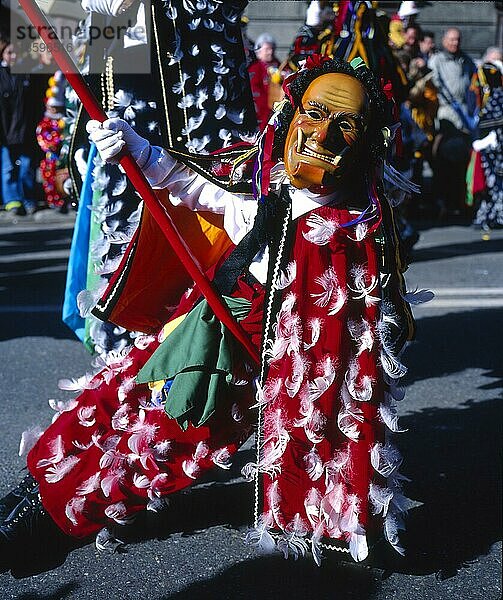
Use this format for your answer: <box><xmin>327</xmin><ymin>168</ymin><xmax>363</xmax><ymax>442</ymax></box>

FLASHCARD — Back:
<box><xmin>100</xmin><ymin>56</ymin><xmax>115</xmax><ymax>113</ymax></box>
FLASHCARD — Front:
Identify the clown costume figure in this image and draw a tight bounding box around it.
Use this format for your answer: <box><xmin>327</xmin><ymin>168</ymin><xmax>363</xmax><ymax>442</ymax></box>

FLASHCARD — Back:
<box><xmin>0</xmin><ymin>57</ymin><xmax>426</xmax><ymax>574</ymax></box>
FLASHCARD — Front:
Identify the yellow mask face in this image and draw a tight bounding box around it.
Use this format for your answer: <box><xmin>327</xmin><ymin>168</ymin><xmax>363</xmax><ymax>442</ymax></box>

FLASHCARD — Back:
<box><xmin>283</xmin><ymin>73</ymin><xmax>369</xmax><ymax>191</ymax></box>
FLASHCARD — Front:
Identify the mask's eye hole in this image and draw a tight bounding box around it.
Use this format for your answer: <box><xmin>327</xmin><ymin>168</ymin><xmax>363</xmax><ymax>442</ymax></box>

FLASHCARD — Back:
<box><xmin>338</xmin><ymin>120</ymin><xmax>355</xmax><ymax>131</ymax></box>
<box><xmin>305</xmin><ymin>108</ymin><xmax>325</xmax><ymax>121</ymax></box>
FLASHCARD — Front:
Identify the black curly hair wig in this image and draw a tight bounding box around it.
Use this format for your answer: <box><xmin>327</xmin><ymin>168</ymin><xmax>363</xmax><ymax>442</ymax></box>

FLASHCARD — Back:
<box><xmin>272</xmin><ymin>57</ymin><xmax>390</xmax><ymax>169</ymax></box>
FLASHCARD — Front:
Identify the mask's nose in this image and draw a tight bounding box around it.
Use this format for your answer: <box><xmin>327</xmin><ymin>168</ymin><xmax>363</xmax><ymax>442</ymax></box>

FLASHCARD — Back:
<box><xmin>311</xmin><ymin>119</ymin><xmax>346</xmax><ymax>152</ymax></box>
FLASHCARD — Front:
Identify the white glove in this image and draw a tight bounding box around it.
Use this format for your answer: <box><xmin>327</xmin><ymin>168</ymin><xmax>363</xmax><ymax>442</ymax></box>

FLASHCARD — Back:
<box><xmin>62</xmin><ymin>178</ymin><xmax>74</xmax><ymax>196</ymax></box>
<box><xmin>86</xmin><ymin>118</ymin><xmax>151</xmax><ymax>166</ymax></box>
<box><xmin>74</xmin><ymin>147</ymin><xmax>88</xmax><ymax>180</ymax></box>
<box><xmin>472</xmin><ymin>130</ymin><xmax>497</xmax><ymax>152</ymax></box>
<box><xmin>81</xmin><ymin>0</ymin><xmax>136</xmax><ymax>17</ymax></box>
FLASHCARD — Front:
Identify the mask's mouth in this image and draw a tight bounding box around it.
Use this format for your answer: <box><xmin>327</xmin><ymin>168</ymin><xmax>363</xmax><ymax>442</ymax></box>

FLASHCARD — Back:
<box><xmin>301</xmin><ymin>145</ymin><xmax>342</xmax><ymax>167</ymax></box>
<box><xmin>295</xmin><ymin>129</ymin><xmax>345</xmax><ymax>172</ymax></box>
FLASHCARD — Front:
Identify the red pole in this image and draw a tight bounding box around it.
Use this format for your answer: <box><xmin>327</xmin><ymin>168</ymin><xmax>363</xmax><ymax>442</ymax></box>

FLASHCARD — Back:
<box><xmin>18</xmin><ymin>0</ymin><xmax>260</xmax><ymax>366</ymax></box>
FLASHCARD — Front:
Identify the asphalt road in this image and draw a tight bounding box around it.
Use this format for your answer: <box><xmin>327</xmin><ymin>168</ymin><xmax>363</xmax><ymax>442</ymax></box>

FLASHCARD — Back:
<box><xmin>0</xmin><ymin>211</ymin><xmax>501</xmax><ymax>600</ymax></box>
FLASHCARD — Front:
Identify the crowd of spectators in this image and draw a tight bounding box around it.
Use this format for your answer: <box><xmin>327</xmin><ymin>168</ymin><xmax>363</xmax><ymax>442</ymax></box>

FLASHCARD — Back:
<box><xmin>246</xmin><ymin>1</ymin><xmax>502</xmax><ymax>237</ymax></box>
<box><xmin>1</xmin><ymin>1</ymin><xmax>502</xmax><ymax>235</ymax></box>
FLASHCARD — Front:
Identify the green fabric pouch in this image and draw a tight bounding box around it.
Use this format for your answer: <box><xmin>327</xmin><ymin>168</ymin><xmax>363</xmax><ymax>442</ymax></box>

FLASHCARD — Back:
<box><xmin>136</xmin><ymin>296</ymin><xmax>252</xmax><ymax>430</ymax></box>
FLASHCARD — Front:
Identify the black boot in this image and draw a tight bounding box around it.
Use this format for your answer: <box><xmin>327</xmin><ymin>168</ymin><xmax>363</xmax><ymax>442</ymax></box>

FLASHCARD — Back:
<box><xmin>0</xmin><ymin>472</ymin><xmax>38</xmax><ymax>524</ymax></box>
<box><xmin>0</xmin><ymin>480</ymin><xmax>83</xmax><ymax>578</ymax></box>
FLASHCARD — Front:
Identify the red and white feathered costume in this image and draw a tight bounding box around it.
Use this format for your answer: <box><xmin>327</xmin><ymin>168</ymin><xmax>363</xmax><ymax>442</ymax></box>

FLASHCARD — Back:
<box><xmin>27</xmin><ymin>141</ymin><xmax>415</xmax><ymax>563</ymax></box>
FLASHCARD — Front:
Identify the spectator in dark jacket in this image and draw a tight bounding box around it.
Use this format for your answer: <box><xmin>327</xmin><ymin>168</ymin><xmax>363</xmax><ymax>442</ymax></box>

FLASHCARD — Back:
<box><xmin>0</xmin><ymin>35</ymin><xmax>44</xmax><ymax>215</ymax></box>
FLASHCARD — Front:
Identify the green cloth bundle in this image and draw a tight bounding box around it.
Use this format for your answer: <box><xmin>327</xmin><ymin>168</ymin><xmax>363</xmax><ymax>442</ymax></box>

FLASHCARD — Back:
<box><xmin>136</xmin><ymin>296</ymin><xmax>252</xmax><ymax>430</ymax></box>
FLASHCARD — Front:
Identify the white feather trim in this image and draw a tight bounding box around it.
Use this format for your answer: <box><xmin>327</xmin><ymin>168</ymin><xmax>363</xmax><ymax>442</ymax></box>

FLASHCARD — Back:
<box><xmin>76</xmin><ymin>472</ymin><xmax>101</xmax><ymax>496</ymax></box>
<box><xmin>153</xmin><ymin>440</ymin><xmax>172</xmax><ymax>461</ymax></box>
<box><xmin>369</xmin><ymin>482</ymin><xmax>394</xmax><ymax>516</ymax></box>
<box><xmin>347</xmin><ymin>222</ymin><xmax>369</xmax><ymax>242</ymax></box>
<box><xmin>275</xmin><ymin>260</ymin><xmax>297</xmax><ymax>290</ymax></box>
<box><xmin>111</xmin><ymin>176</ymin><xmax>127</xmax><ymax>197</ymax></box>
<box><xmin>327</xmin><ymin>288</ymin><xmax>347</xmax><ymax>316</ymax></box>
<box><xmin>58</xmin><ymin>374</ymin><xmax>101</xmax><ymax>392</ymax></box>
<box><xmin>182</xmin><ymin>459</ymin><xmax>201</xmax><ymax>479</ymax></box>
<box><xmin>104</xmin><ymin>501</ymin><xmax>132</xmax><ymax>525</ymax></box>
<box><xmin>303</xmin><ymin>317</ymin><xmax>322</xmax><ymax>350</ymax></box>
<box><xmin>65</xmin><ymin>496</ymin><xmax>86</xmax><ymax>526</ymax></box>
<box><xmin>36</xmin><ymin>435</ymin><xmax>65</xmax><ymax>468</ymax></box>
<box><xmin>45</xmin><ymin>455</ymin><xmax>80</xmax><ymax>483</ymax></box>
<box><xmin>268</xmin><ymin>479</ymin><xmax>285</xmax><ymax>530</ymax></box>
<box><xmin>95</xmin><ymin>527</ymin><xmax>125</xmax><ymax>552</ymax></box>
<box><xmin>285</xmin><ymin>354</ymin><xmax>305</xmax><ymax>398</ymax></box>
<box><xmin>118</xmin><ymin>376</ymin><xmax>136</xmax><ymax>403</ymax></box>
<box><xmin>211</xmin><ymin>447</ymin><xmax>232</xmax><ymax>470</ymax></box>
<box><xmin>311</xmin><ymin>521</ymin><xmax>325</xmax><ymax>566</ymax></box>
<box><xmin>311</xmin><ymin>267</ymin><xmax>340</xmax><ymax>308</ymax></box>
<box><xmin>337</xmin><ymin>407</ymin><xmax>361</xmax><ymax>441</ymax></box>
<box><xmin>347</xmin><ymin>318</ymin><xmax>374</xmax><ymax>356</ymax></box>
<box><xmin>304</xmin><ymin>408</ymin><xmax>327</xmax><ymax>445</ymax></box>
<box><xmin>245</xmin><ymin>512</ymin><xmax>276</xmax><ymax>553</ymax></box>
<box><xmin>348</xmin><ymin>265</ymin><xmax>380</xmax><ymax>306</ymax></box>
<box><xmin>304</xmin><ymin>446</ymin><xmax>324</xmax><ymax>481</ymax></box>
<box><xmin>304</xmin><ymin>487</ymin><xmax>322</xmax><ymax>528</ymax></box>
<box><xmin>340</xmin><ymin>494</ymin><xmax>360</xmax><ymax>533</ymax></box>
<box><xmin>111</xmin><ymin>404</ymin><xmax>132</xmax><ymax>431</ymax></box>
<box><xmin>401</xmin><ymin>288</ymin><xmax>435</xmax><ymax>305</ymax></box>
<box><xmin>384</xmin><ymin>512</ymin><xmax>406</xmax><ymax>555</ymax></box>
<box><xmin>349</xmin><ymin>531</ymin><xmax>368</xmax><ymax>562</ymax></box>
<box><xmin>303</xmin><ymin>213</ymin><xmax>339</xmax><ymax>245</ymax></box>
<box><xmin>380</xmin><ymin>350</ymin><xmax>408</xmax><ymax>379</ymax></box>
<box><xmin>193</xmin><ymin>440</ymin><xmax>210</xmax><ymax>461</ymax></box>
<box><xmin>76</xmin><ymin>289</ymin><xmax>100</xmax><ymax>318</ymax></box>
<box><xmin>100</xmin><ymin>467</ymin><xmax>125</xmax><ymax>497</ymax></box>
<box><xmin>149</xmin><ymin>473</ymin><xmax>171</xmax><ymax>499</ymax></box>
<box><xmin>371</xmin><ymin>442</ymin><xmax>403</xmax><ymax>477</ymax></box>
<box><xmin>241</xmin><ymin>461</ymin><xmax>258</xmax><ymax>481</ymax></box>
<box><xmin>18</xmin><ymin>426</ymin><xmax>43</xmax><ymax>456</ymax></box>
<box><xmin>146</xmin><ymin>497</ymin><xmax>170</xmax><ymax>513</ymax></box>
<box><xmin>78</xmin><ymin>405</ymin><xmax>96</xmax><ymax>428</ymax></box>
<box><xmin>379</xmin><ymin>394</ymin><xmax>407</xmax><ymax>433</ymax></box>
<box><xmin>320</xmin><ymin>482</ymin><xmax>344</xmax><ymax>537</ymax></box>
<box><xmin>132</xmin><ymin>473</ymin><xmax>151</xmax><ymax>489</ymax></box>
<box><xmin>277</xmin><ymin>514</ymin><xmax>309</xmax><ymax>560</ymax></box>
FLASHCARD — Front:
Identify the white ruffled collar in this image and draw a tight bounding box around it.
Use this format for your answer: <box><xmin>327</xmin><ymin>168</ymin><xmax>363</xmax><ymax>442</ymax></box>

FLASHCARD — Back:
<box><xmin>269</xmin><ymin>162</ymin><xmax>349</xmax><ymax>220</ymax></box>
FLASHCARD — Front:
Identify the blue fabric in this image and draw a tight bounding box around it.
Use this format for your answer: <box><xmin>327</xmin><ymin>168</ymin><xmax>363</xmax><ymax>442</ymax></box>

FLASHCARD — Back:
<box><xmin>1</xmin><ymin>145</ymin><xmax>36</xmax><ymax>209</ymax></box>
<box><xmin>62</xmin><ymin>144</ymin><xmax>97</xmax><ymax>343</ymax></box>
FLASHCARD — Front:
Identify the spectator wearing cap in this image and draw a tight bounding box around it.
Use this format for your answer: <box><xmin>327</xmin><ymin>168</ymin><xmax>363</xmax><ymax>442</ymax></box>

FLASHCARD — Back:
<box><xmin>397</xmin><ymin>1</ymin><xmax>419</xmax><ymax>28</ymax></box>
<box><xmin>286</xmin><ymin>1</ymin><xmax>335</xmax><ymax>71</ymax></box>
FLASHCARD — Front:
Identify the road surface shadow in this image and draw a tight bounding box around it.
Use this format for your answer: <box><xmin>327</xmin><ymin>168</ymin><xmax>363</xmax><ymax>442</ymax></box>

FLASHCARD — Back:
<box><xmin>166</xmin><ymin>556</ymin><xmax>379</xmax><ymax>600</ymax></box>
<box><xmin>0</xmin><ymin>226</ymin><xmax>76</xmax><ymax>341</ymax></box>
<box><xmin>14</xmin><ymin>582</ymin><xmax>80</xmax><ymax>600</ymax></box>
<box><xmin>0</xmin><ymin>227</ymin><xmax>73</xmax><ymax>255</ymax></box>
<box><xmin>0</xmin><ymin>309</ymin><xmax>78</xmax><ymax>342</ymax></box>
<box><xmin>409</xmin><ymin>235</ymin><xmax>503</xmax><ymax>263</ymax></box>
<box><xmin>404</xmin><ymin>308</ymin><xmax>503</xmax><ymax>390</ymax></box>
<box><xmin>395</xmin><ymin>396</ymin><xmax>502</xmax><ymax>578</ymax></box>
